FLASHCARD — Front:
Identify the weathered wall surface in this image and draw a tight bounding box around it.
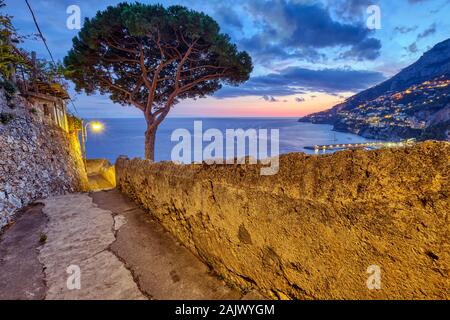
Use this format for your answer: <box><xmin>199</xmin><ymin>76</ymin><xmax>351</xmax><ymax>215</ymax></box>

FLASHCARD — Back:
<box><xmin>0</xmin><ymin>91</ymin><xmax>88</xmax><ymax>227</ymax></box>
<box><xmin>116</xmin><ymin>141</ymin><xmax>449</xmax><ymax>300</ymax></box>
<box><xmin>86</xmin><ymin>159</ymin><xmax>116</xmax><ymax>187</ymax></box>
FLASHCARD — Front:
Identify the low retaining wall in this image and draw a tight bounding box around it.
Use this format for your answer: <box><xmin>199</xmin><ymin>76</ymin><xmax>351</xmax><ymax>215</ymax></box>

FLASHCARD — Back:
<box><xmin>116</xmin><ymin>141</ymin><xmax>449</xmax><ymax>299</ymax></box>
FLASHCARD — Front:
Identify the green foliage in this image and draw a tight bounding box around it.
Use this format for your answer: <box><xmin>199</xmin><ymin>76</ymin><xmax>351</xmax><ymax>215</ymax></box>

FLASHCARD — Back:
<box><xmin>419</xmin><ymin>121</ymin><xmax>450</xmax><ymax>141</ymax></box>
<box><xmin>37</xmin><ymin>60</ymin><xmax>67</xmax><ymax>85</ymax></box>
<box><xmin>0</xmin><ymin>1</ymin><xmax>67</xmax><ymax>95</ymax></box>
<box><xmin>0</xmin><ymin>0</ymin><xmax>24</xmax><ymax>80</ymax></box>
<box><xmin>0</xmin><ymin>78</ymin><xmax>16</xmax><ymax>100</ymax></box>
<box><xmin>64</xmin><ymin>2</ymin><xmax>253</xmax><ymax>112</ymax></box>
<box><xmin>0</xmin><ymin>111</ymin><xmax>14</xmax><ymax>124</ymax></box>
<box><xmin>39</xmin><ymin>233</ymin><xmax>47</xmax><ymax>244</ymax></box>
<box><xmin>67</xmin><ymin>113</ymin><xmax>83</xmax><ymax>132</ymax></box>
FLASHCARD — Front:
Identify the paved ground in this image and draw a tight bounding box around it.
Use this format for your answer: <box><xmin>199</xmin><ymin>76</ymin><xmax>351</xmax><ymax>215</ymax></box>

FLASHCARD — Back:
<box><xmin>0</xmin><ymin>204</ymin><xmax>46</xmax><ymax>300</ymax></box>
<box><xmin>87</xmin><ymin>173</ymin><xmax>114</xmax><ymax>192</ymax></box>
<box><xmin>39</xmin><ymin>193</ymin><xmax>145</xmax><ymax>300</ymax></box>
<box><xmin>0</xmin><ymin>189</ymin><xmax>257</xmax><ymax>300</ymax></box>
<box><xmin>92</xmin><ymin>190</ymin><xmax>241</xmax><ymax>300</ymax></box>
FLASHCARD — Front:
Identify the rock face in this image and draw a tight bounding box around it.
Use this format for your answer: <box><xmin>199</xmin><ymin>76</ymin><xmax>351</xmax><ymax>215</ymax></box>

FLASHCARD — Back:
<box><xmin>0</xmin><ymin>91</ymin><xmax>88</xmax><ymax>227</ymax></box>
<box><xmin>314</xmin><ymin>38</ymin><xmax>450</xmax><ymax>116</ymax></box>
<box><xmin>116</xmin><ymin>142</ymin><xmax>449</xmax><ymax>299</ymax></box>
<box><xmin>356</xmin><ymin>38</ymin><xmax>450</xmax><ymax>102</ymax></box>
<box><xmin>300</xmin><ymin>38</ymin><xmax>450</xmax><ymax>140</ymax></box>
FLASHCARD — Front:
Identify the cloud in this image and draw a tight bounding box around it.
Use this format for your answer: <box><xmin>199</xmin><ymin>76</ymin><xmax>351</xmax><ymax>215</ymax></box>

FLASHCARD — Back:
<box><xmin>240</xmin><ymin>0</ymin><xmax>381</xmax><ymax>62</ymax></box>
<box><xmin>417</xmin><ymin>23</ymin><xmax>437</xmax><ymax>40</ymax></box>
<box><xmin>215</xmin><ymin>66</ymin><xmax>385</xmax><ymax>98</ymax></box>
<box><xmin>394</xmin><ymin>25</ymin><xmax>418</xmax><ymax>34</ymax></box>
<box><xmin>330</xmin><ymin>0</ymin><xmax>376</xmax><ymax>22</ymax></box>
<box><xmin>214</xmin><ymin>6</ymin><xmax>243</xmax><ymax>30</ymax></box>
<box><xmin>339</xmin><ymin>38</ymin><xmax>382</xmax><ymax>61</ymax></box>
<box><xmin>240</xmin><ymin>35</ymin><xmax>327</xmax><ymax>63</ymax></box>
<box><xmin>295</xmin><ymin>97</ymin><xmax>305</xmax><ymax>103</ymax></box>
<box><xmin>404</xmin><ymin>23</ymin><xmax>437</xmax><ymax>55</ymax></box>
<box><xmin>262</xmin><ymin>95</ymin><xmax>279</xmax><ymax>102</ymax></box>
<box><xmin>405</xmin><ymin>42</ymin><xmax>419</xmax><ymax>54</ymax></box>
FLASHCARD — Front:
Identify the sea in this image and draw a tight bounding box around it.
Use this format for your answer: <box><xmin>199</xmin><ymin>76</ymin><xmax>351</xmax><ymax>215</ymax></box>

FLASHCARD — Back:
<box><xmin>85</xmin><ymin>118</ymin><xmax>377</xmax><ymax>164</ymax></box>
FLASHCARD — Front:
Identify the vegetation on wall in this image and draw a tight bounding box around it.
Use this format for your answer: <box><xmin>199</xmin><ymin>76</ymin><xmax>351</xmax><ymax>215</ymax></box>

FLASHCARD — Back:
<box><xmin>420</xmin><ymin>120</ymin><xmax>450</xmax><ymax>141</ymax></box>
<box><xmin>0</xmin><ymin>0</ymin><xmax>69</xmax><ymax>98</ymax></box>
<box><xmin>0</xmin><ymin>111</ymin><xmax>14</xmax><ymax>124</ymax></box>
<box><xmin>67</xmin><ymin>113</ymin><xmax>82</xmax><ymax>133</ymax></box>
<box><xmin>0</xmin><ymin>0</ymin><xmax>24</xmax><ymax>81</ymax></box>
<box><xmin>0</xmin><ymin>78</ymin><xmax>16</xmax><ymax>102</ymax></box>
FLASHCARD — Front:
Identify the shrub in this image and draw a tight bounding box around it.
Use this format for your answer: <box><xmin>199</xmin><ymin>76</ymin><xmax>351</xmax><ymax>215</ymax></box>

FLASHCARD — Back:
<box><xmin>0</xmin><ymin>111</ymin><xmax>14</xmax><ymax>124</ymax></box>
<box><xmin>39</xmin><ymin>233</ymin><xmax>47</xmax><ymax>244</ymax></box>
<box><xmin>0</xmin><ymin>79</ymin><xmax>17</xmax><ymax>101</ymax></box>
<box><xmin>67</xmin><ymin>113</ymin><xmax>82</xmax><ymax>132</ymax></box>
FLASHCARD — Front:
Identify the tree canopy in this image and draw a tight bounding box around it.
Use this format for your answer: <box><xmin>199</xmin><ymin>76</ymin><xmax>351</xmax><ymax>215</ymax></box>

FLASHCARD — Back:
<box><xmin>0</xmin><ymin>0</ymin><xmax>23</xmax><ymax>80</ymax></box>
<box><xmin>64</xmin><ymin>3</ymin><xmax>252</xmax><ymax>160</ymax></box>
<box><xmin>63</xmin><ymin>3</ymin><xmax>254</xmax><ymax>109</ymax></box>
<box><xmin>0</xmin><ymin>0</ymin><xmax>67</xmax><ymax>98</ymax></box>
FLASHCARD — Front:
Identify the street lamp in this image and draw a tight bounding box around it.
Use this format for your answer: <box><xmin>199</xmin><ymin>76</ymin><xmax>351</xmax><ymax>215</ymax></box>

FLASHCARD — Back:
<box><xmin>84</xmin><ymin>121</ymin><xmax>104</xmax><ymax>141</ymax></box>
<box><xmin>81</xmin><ymin>120</ymin><xmax>105</xmax><ymax>167</ymax></box>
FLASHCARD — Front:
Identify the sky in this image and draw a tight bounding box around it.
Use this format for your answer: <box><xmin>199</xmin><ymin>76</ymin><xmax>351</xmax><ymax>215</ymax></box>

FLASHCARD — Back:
<box><xmin>3</xmin><ymin>0</ymin><xmax>450</xmax><ymax>118</ymax></box>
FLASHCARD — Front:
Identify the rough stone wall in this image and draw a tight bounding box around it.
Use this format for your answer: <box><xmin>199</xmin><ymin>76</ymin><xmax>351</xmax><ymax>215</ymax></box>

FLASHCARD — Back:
<box><xmin>86</xmin><ymin>159</ymin><xmax>116</xmax><ymax>187</ymax></box>
<box><xmin>116</xmin><ymin>141</ymin><xmax>449</xmax><ymax>300</ymax></box>
<box><xmin>0</xmin><ymin>91</ymin><xmax>88</xmax><ymax>227</ymax></box>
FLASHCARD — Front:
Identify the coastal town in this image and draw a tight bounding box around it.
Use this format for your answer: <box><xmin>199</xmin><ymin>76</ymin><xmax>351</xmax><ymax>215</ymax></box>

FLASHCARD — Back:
<box><xmin>303</xmin><ymin>76</ymin><xmax>450</xmax><ymax>140</ymax></box>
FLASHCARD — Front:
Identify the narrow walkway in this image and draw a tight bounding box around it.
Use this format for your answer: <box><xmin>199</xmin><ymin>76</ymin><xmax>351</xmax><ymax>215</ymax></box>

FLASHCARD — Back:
<box><xmin>0</xmin><ymin>204</ymin><xmax>46</xmax><ymax>300</ymax></box>
<box><xmin>0</xmin><ymin>189</ymin><xmax>252</xmax><ymax>300</ymax></box>
<box><xmin>87</xmin><ymin>173</ymin><xmax>114</xmax><ymax>192</ymax></box>
<box><xmin>39</xmin><ymin>193</ymin><xmax>145</xmax><ymax>299</ymax></box>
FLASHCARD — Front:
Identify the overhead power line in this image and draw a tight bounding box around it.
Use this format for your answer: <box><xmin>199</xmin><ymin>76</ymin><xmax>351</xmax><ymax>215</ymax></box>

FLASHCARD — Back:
<box><xmin>24</xmin><ymin>0</ymin><xmax>55</xmax><ymax>65</ymax></box>
<box><xmin>24</xmin><ymin>0</ymin><xmax>79</xmax><ymax>115</ymax></box>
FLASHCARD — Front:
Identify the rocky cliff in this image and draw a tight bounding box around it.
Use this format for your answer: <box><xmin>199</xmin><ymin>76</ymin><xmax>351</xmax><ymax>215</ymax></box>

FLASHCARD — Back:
<box><xmin>301</xmin><ymin>38</ymin><xmax>450</xmax><ymax>141</ymax></box>
<box><xmin>350</xmin><ymin>38</ymin><xmax>450</xmax><ymax>105</ymax></box>
<box><xmin>0</xmin><ymin>90</ymin><xmax>88</xmax><ymax>227</ymax></box>
<box><xmin>116</xmin><ymin>141</ymin><xmax>449</xmax><ymax>299</ymax></box>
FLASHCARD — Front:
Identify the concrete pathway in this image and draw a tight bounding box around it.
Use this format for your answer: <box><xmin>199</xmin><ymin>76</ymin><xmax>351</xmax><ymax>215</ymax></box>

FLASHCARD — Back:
<box><xmin>39</xmin><ymin>193</ymin><xmax>145</xmax><ymax>300</ymax></box>
<box><xmin>91</xmin><ymin>190</ymin><xmax>242</xmax><ymax>300</ymax></box>
<box><xmin>0</xmin><ymin>204</ymin><xmax>46</xmax><ymax>300</ymax></box>
<box><xmin>87</xmin><ymin>173</ymin><xmax>114</xmax><ymax>192</ymax></box>
<box><xmin>0</xmin><ymin>189</ymin><xmax>253</xmax><ymax>300</ymax></box>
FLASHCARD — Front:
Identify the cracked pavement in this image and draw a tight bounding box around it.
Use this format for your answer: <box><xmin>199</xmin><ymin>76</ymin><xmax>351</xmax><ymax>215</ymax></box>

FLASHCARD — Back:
<box><xmin>0</xmin><ymin>190</ymin><xmax>253</xmax><ymax>300</ymax></box>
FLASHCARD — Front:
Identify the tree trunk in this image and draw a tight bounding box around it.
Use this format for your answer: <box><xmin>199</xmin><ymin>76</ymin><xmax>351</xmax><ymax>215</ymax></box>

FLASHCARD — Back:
<box><xmin>145</xmin><ymin>125</ymin><xmax>157</xmax><ymax>161</ymax></box>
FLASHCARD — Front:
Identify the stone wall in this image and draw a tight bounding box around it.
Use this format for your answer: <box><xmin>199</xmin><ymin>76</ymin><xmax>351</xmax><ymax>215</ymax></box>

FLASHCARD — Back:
<box><xmin>86</xmin><ymin>159</ymin><xmax>116</xmax><ymax>187</ymax></box>
<box><xmin>116</xmin><ymin>141</ymin><xmax>449</xmax><ymax>299</ymax></box>
<box><xmin>0</xmin><ymin>90</ymin><xmax>88</xmax><ymax>227</ymax></box>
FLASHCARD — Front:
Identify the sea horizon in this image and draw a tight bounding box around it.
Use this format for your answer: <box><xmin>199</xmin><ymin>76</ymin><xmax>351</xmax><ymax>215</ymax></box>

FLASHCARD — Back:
<box><xmin>85</xmin><ymin>117</ymin><xmax>378</xmax><ymax>164</ymax></box>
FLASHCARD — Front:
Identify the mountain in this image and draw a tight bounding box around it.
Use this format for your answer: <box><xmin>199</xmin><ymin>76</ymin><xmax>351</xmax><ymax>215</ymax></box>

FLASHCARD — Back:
<box><xmin>300</xmin><ymin>38</ymin><xmax>450</xmax><ymax>141</ymax></box>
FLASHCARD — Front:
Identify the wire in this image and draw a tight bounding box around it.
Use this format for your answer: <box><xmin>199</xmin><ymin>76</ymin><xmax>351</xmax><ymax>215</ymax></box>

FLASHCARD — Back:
<box><xmin>24</xmin><ymin>0</ymin><xmax>79</xmax><ymax>115</ymax></box>
<box><xmin>24</xmin><ymin>0</ymin><xmax>55</xmax><ymax>65</ymax></box>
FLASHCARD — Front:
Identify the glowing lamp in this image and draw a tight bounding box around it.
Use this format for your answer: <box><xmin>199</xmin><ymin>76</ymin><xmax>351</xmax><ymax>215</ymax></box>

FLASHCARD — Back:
<box><xmin>90</xmin><ymin>121</ymin><xmax>104</xmax><ymax>132</ymax></box>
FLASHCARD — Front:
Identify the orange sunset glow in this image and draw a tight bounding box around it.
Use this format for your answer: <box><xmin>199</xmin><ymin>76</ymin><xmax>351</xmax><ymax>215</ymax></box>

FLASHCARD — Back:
<box><xmin>171</xmin><ymin>93</ymin><xmax>351</xmax><ymax>117</ymax></box>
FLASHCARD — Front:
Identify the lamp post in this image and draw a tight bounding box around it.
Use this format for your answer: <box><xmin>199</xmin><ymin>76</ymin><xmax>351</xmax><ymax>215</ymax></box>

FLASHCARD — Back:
<box><xmin>81</xmin><ymin>120</ymin><xmax>104</xmax><ymax>168</ymax></box>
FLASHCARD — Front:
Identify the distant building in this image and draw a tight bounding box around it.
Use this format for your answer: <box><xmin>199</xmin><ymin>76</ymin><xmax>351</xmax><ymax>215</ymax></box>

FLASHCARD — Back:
<box><xmin>23</xmin><ymin>82</ymin><xmax>70</xmax><ymax>132</ymax></box>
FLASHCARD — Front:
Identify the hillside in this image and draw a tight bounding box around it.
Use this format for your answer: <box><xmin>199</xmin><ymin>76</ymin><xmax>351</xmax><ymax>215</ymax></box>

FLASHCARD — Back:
<box><xmin>300</xmin><ymin>38</ymin><xmax>450</xmax><ymax>141</ymax></box>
